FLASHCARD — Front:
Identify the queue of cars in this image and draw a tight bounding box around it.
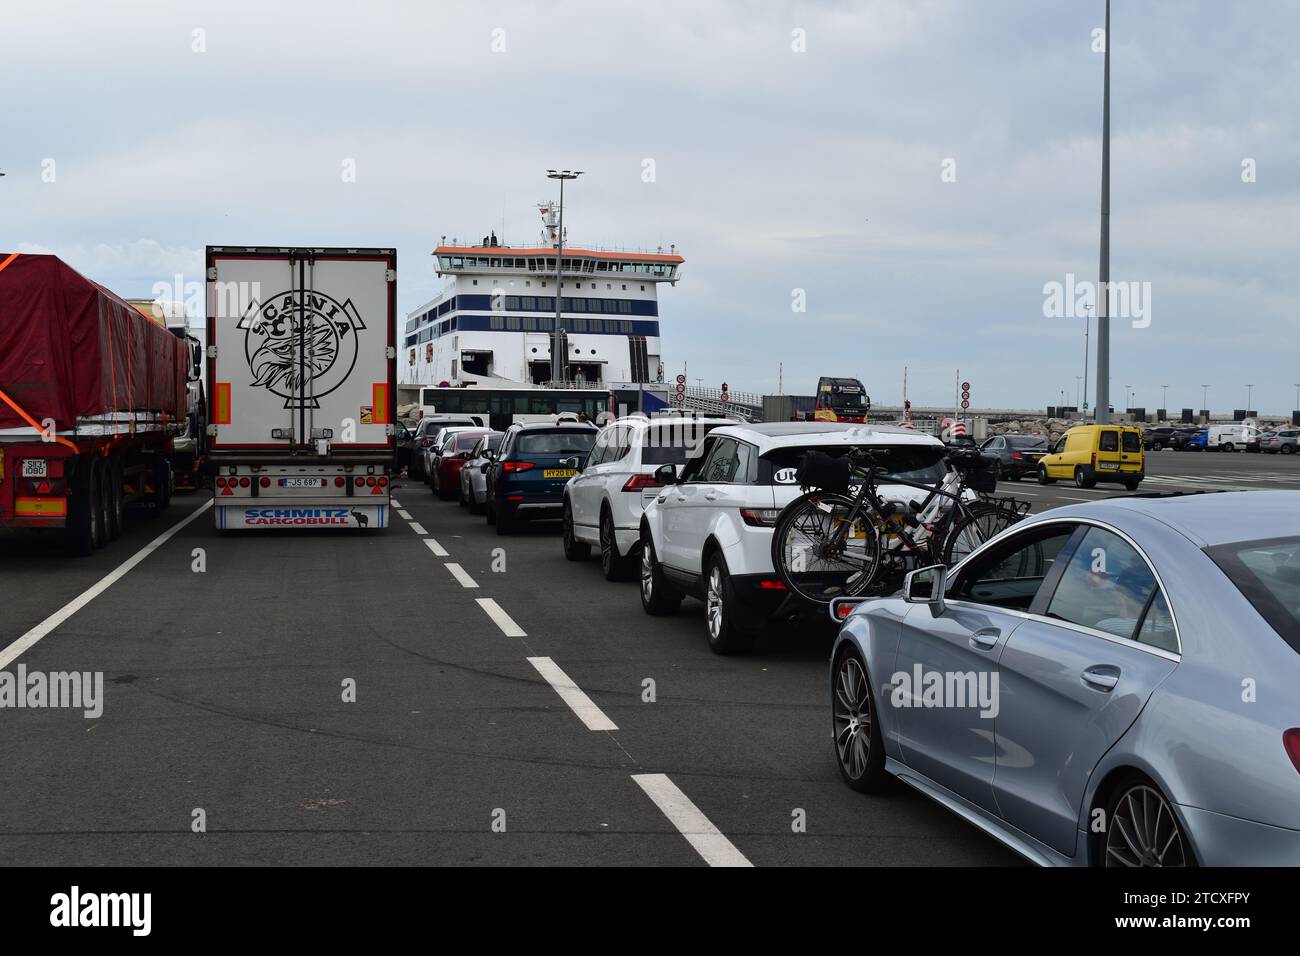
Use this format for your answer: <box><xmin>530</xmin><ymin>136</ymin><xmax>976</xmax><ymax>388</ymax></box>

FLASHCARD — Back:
<box><xmin>404</xmin><ymin>411</ymin><xmax>1300</xmax><ymax>866</ymax></box>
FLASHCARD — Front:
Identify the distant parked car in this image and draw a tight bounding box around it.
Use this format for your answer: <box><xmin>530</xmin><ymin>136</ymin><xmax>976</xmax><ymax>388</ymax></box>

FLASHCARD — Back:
<box><xmin>1263</xmin><ymin>429</ymin><xmax>1300</xmax><ymax>454</ymax></box>
<box><xmin>1142</xmin><ymin>426</ymin><xmax>1182</xmax><ymax>451</ymax></box>
<box><xmin>979</xmin><ymin>434</ymin><xmax>1047</xmax><ymax>481</ymax></box>
<box><xmin>409</xmin><ymin>416</ymin><xmax>479</xmax><ymax>480</ymax></box>
<box><xmin>432</xmin><ymin>429</ymin><xmax>493</xmax><ymax>500</ymax></box>
<box><xmin>484</xmin><ymin>422</ymin><xmax>599</xmax><ymax>534</ymax></box>
<box><xmin>1168</xmin><ymin>429</ymin><xmax>1202</xmax><ymax>451</ymax></box>
<box><xmin>830</xmin><ymin>490</ymin><xmax>1300</xmax><ymax>865</ymax></box>
<box><xmin>1184</xmin><ymin>429</ymin><xmax>1209</xmax><ymax>452</ymax></box>
<box><xmin>562</xmin><ymin>414</ymin><xmax>738</xmax><ymax>580</ymax></box>
<box><xmin>459</xmin><ymin>432</ymin><xmax>503</xmax><ymax>513</ymax></box>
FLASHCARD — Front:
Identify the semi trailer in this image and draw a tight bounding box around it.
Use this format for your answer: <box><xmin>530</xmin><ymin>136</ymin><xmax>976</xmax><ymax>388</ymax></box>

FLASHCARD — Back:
<box><xmin>0</xmin><ymin>252</ymin><xmax>193</xmax><ymax>554</ymax></box>
<box><xmin>205</xmin><ymin>246</ymin><xmax>397</xmax><ymax>530</ymax></box>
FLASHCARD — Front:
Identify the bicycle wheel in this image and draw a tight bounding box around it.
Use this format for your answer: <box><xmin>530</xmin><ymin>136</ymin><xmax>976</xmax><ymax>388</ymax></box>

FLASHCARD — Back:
<box><xmin>772</xmin><ymin>491</ymin><xmax>883</xmax><ymax>605</ymax></box>
<box><xmin>941</xmin><ymin>504</ymin><xmax>1019</xmax><ymax>565</ymax></box>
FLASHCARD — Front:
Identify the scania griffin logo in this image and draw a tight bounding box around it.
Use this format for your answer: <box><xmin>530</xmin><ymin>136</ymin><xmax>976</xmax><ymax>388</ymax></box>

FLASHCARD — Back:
<box><xmin>237</xmin><ymin>291</ymin><xmax>366</xmax><ymax>408</ymax></box>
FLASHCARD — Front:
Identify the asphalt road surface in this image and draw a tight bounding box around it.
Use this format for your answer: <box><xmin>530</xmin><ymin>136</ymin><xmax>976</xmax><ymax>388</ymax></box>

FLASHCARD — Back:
<box><xmin>2</xmin><ymin>448</ymin><xmax>1296</xmax><ymax>866</ymax></box>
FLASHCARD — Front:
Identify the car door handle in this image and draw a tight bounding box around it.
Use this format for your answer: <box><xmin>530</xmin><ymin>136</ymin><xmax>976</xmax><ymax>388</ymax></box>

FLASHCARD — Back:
<box><xmin>1081</xmin><ymin>666</ymin><xmax>1120</xmax><ymax>691</ymax></box>
<box><xmin>704</xmin><ymin>492</ymin><xmax>718</xmax><ymax>501</ymax></box>
<box><xmin>969</xmin><ymin>629</ymin><xmax>1000</xmax><ymax>650</ymax></box>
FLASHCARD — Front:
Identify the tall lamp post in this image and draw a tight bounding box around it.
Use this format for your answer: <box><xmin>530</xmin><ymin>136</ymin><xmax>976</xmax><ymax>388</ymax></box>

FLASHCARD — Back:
<box><xmin>546</xmin><ymin>169</ymin><xmax>582</xmax><ymax>384</ymax></box>
<box><xmin>1246</xmin><ymin>384</ymin><xmax>1254</xmax><ymax>415</ymax></box>
<box><xmin>1082</xmin><ymin>305</ymin><xmax>1091</xmax><ymax>417</ymax></box>
<box><xmin>1201</xmin><ymin>385</ymin><xmax>1210</xmax><ymax>420</ymax></box>
<box><xmin>1160</xmin><ymin>384</ymin><xmax>1168</xmax><ymax>418</ymax></box>
<box><xmin>1094</xmin><ymin>0</ymin><xmax>1112</xmax><ymax>424</ymax></box>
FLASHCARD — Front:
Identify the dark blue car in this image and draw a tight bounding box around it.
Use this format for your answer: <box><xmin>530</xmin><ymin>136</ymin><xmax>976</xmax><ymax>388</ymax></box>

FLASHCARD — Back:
<box><xmin>485</xmin><ymin>422</ymin><xmax>598</xmax><ymax>535</ymax></box>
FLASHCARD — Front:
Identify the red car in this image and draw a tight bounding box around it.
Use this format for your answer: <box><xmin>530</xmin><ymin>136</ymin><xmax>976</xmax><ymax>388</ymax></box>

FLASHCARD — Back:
<box><xmin>432</xmin><ymin>430</ymin><xmax>494</xmax><ymax>499</ymax></box>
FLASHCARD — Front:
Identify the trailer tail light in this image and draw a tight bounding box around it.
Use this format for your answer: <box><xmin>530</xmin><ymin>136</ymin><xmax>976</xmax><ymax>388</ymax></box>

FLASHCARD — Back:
<box><xmin>216</xmin><ymin>477</ymin><xmax>227</xmax><ymax>488</ymax></box>
<box><xmin>259</xmin><ymin>477</ymin><xmax>270</xmax><ymax>488</ymax></box>
<box><xmin>334</xmin><ymin>477</ymin><xmax>346</xmax><ymax>488</ymax></box>
<box><xmin>354</xmin><ymin>477</ymin><xmax>365</xmax><ymax>487</ymax></box>
<box><xmin>365</xmin><ymin>476</ymin><xmax>376</xmax><ymax>487</ymax></box>
<box><xmin>502</xmin><ymin>461</ymin><xmax>534</xmax><ymax>473</ymax></box>
<box><xmin>377</xmin><ymin>476</ymin><xmax>388</xmax><ymax>487</ymax></box>
<box><xmin>238</xmin><ymin>477</ymin><xmax>250</xmax><ymax>488</ymax></box>
<box><xmin>1285</xmin><ymin>729</ymin><xmax>1300</xmax><ymax>775</ymax></box>
<box><xmin>622</xmin><ymin>474</ymin><xmax>662</xmax><ymax>492</ymax></box>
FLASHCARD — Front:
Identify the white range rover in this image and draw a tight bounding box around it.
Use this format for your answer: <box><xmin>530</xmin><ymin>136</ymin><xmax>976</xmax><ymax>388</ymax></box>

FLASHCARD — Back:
<box><xmin>562</xmin><ymin>414</ymin><xmax>739</xmax><ymax>580</ymax></box>
<box><xmin>638</xmin><ymin>421</ymin><xmax>949</xmax><ymax>654</ymax></box>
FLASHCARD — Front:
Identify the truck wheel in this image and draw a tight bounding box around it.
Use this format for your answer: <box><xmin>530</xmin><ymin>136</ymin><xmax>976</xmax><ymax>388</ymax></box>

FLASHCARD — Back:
<box><xmin>64</xmin><ymin>461</ymin><xmax>103</xmax><ymax>556</ymax></box>
<box><xmin>105</xmin><ymin>461</ymin><xmax>125</xmax><ymax>540</ymax></box>
<box><xmin>150</xmin><ymin>459</ymin><xmax>172</xmax><ymax>515</ymax></box>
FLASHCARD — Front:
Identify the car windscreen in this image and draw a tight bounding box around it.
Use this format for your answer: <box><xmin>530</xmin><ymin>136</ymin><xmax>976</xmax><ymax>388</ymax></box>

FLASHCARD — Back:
<box><xmin>759</xmin><ymin>444</ymin><xmax>948</xmax><ymax>486</ymax></box>
<box><xmin>517</xmin><ymin>430</ymin><xmax>597</xmax><ymax>455</ymax></box>
<box><xmin>642</xmin><ymin>422</ymin><xmax>727</xmax><ymax>465</ymax></box>
<box><xmin>1205</xmin><ymin>537</ymin><xmax>1300</xmax><ymax>653</ymax></box>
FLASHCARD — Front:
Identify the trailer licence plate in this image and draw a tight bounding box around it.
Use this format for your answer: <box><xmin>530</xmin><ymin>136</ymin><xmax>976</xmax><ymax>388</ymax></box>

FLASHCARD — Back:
<box><xmin>21</xmin><ymin>460</ymin><xmax>47</xmax><ymax>478</ymax></box>
<box><xmin>279</xmin><ymin>478</ymin><xmax>326</xmax><ymax>488</ymax></box>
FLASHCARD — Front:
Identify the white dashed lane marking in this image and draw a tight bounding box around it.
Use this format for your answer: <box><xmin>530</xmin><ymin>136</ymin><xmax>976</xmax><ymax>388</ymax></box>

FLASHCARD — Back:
<box><xmin>632</xmin><ymin>773</ymin><xmax>753</xmax><ymax>867</ymax></box>
<box><xmin>526</xmin><ymin>656</ymin><xmax>618</xmax><ymax>732</ymax></box>
<box><xmin>475</xmin><ymin>598</ymin><xmax>526</xmax><ymax>637</ymax></box>
<box><xmin>397</xmin><ymin>510</ymin><xmax>413</xmax><ymax>521</ymax></box>
<box><xmin>409</xmin><ymin>522</ymin><xmax>428</xmax><ymax>536</ymax></box>
<box><xmin>424</xmin><ymin>537</ymin><xmax>449</xmax><ymax>557</ymax></box>
<box><xmin>444</xmin><ymin>562</ymin><xmax>479</xmax><ymax>589</ymax></box>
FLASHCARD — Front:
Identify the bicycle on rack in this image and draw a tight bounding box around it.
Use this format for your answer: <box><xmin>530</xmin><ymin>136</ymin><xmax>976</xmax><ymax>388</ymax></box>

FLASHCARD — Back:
<box><xmin>770</xmin><ymin>445</ymin><xmax>1028</xmax><ymax>605</ymax></box>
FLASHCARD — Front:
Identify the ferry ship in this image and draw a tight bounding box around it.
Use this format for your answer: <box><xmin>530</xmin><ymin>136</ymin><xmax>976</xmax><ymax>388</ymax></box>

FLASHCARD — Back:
<box><xmin>398</xmin><ymin>204</ymin><xmax>683</xmax><ymax>408</ymax></box>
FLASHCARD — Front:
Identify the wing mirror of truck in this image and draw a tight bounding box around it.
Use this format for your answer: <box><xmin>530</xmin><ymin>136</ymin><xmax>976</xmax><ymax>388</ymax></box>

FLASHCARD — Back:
<box><xmin>653</xmin><ymin>464</ymin><xmax>678</xmax><ymax>485</ymax></box>
<box><xmin>903</xmin><ymin>564</ymin><xmax>947</xmax><ymax>617</ymax></box>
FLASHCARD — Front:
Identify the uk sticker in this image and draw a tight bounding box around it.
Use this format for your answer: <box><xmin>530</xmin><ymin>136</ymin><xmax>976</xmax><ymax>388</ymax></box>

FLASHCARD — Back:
<box><xmin>774</xmin><ymin>467</ymin><xmax>798</xmax><ymax>484</ymax></box>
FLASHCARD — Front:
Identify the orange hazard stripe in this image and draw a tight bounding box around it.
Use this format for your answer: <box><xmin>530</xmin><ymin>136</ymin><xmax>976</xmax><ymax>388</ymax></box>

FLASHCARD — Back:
<box><xmin>213</xmin><ymin>383</ymin><xmax>231</xmax><ymax>425</ymax></box>
<box><xmin>372</xmin><ymin>383</ymin><xmax>389</xmax><ymax>424</ymax></box>
<box><xmin>0</xmin><ymin>252</ymin><xmax>19</xmax><ymax>274</ymax></box>
<box><xmin>0</xmin><ymin>385</ymin><xmax>79</xmax><ymax>451</ymax></box>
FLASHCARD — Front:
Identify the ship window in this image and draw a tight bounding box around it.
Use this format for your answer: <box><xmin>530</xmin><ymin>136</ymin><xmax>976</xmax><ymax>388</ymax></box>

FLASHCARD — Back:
<box><xmin>620</xmin><ymin>321</ymin><xmax>632</xmax><ymax>334</ymax></box>
<box><xmin>418</xmin><ymin>328</ymin><xmax>433</xmax><ymax>342</ymax></box>
<box><xmin>490</xmin><ymin>316</ymin><xmax>504</xmax><ymax>330</ymax></box>
<box><xmin>525</xmin><ymin>280</ymin><xmax>531</xmax><ymax>287</ymax></box>
<box><xmin>596</xmin><ymin>261</ymin><xmax>607</xmax><ymax>271</ymax></box>
<box><xmin>523</xmin><ymin>316</ymin><xmax>537</xmax><ymax>331</ymax></box>
<box><xmin>619</xmin><ymin>301</ymin><xmax>632</xmax><ymax>314</ymax></box>
<box><xmin>621</xmin><ymin>284</ymin><xmax>627</xmax><ymax>290</ymax></box>
<box><xmin>506</xmin><ymin>316</ymin><xmax>521</xmax><ymax>331</ymax></box>
<box><xmin>640</xmin><ymin>285</ymin><xmax>646</xmax><ymax>291</ymax></box>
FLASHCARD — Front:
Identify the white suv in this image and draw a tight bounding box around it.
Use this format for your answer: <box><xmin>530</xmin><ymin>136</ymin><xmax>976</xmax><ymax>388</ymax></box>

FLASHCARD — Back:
<box><xmin>562</xmin><ymin>414</ymin><xmax>738</xmax><ymax>579</ymax></box>
<box><xmin>638</xmin><ymin>422</ymin><xmax>950</xmax><ymax>654</ymax></box>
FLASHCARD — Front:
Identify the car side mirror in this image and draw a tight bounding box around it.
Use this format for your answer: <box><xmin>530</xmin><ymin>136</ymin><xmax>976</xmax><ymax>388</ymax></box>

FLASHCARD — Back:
<box><xmin>559</xmin><ymin>456</ymin><xmax>582</xmax><ymax>471</ymax></box>
<box><xmin>653</xmin><ymin>464</ymin><xmax>677</xmax><ymax>485</ymax></box>
<box><xmin>904</xmin><ymin>564</ymin><xmax>947</xmax><ymax>617</ymax></box>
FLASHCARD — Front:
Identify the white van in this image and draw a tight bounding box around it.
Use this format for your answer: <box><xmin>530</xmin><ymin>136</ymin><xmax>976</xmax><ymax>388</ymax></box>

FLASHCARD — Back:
<box><xmin>1205</xmin><ymin>423</ymin><xmax>1258</xmax><ymax>452</ymax></box>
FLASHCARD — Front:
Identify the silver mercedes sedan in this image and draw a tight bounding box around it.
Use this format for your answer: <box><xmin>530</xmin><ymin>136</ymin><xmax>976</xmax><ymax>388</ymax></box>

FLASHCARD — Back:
<box><xmin>830</xmin><ymin>490</ymin><xmax>1300</xmax><ymax>866</ymax></box>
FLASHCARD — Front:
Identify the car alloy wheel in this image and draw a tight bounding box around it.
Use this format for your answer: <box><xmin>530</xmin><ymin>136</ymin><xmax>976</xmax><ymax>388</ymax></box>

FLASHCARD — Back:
<box><xmin>1104</xmin><ymin>784</ymin><xmax>1190</xmax><ymax>867</ymax></box>
<box><xmin>705</xmin><ymin>564</ymin><xmax>725</xmax><ymax>642</ymax></box>
<box><xmin>833</xmin><ymin>656</ymin><xmax>872</xmax><ymax>781</ymax></box>
<box><xmin>640</xmin><ymin>541</ymin><xmax>654</xmax><ymax>604</ymax></box>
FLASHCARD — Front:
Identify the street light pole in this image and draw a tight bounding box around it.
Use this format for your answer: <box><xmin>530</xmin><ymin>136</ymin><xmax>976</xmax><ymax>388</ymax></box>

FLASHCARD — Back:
<box><xmin>1082</xmin><ymin>305</ymin><xmax>1091</xmax><ymax>417</ymax></box>
<box><xmin>1201</xmin><ymin>385</ymin><xmax>1209</xmax><ymax>418</ymax></box>
<box><xmin>1246</xmin><ymin>384</ymin><xmax>1254</xmax><ymax>414</ymax></box>
<box><xmin>1160</xmin><ymin>384</ymin><xmax>1168</xmax><ymax>417</ymax></box>
<box><xmin>1094</xmin><ymin>0</ymin><xmax>1112</xmax><ymax>425</ymax></box>
<box><xmin>546</xmin><ymin>169</ymin><xmax>582</xmax><ymax>385</ymax></box>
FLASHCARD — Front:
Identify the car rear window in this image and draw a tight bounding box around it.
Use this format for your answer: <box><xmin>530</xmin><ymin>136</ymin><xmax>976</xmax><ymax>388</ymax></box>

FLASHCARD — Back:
<box><xmin>641</xmin><ymin>422</ymin><xmax>726</xmax><ymax>466</ymax></box>
<box><xmin>455</xmin><ymin>433</ymin><xmax>485</xmax><ymax>451</ymax></box>
<box><xmin>1121</xmin><ymin>432</ymin><xmax>1142</xmax><ymax>453</ymax></box>
<box><xmin>517</xmin><ymin>430</ymin><xmax>597</xmax><ymax>455</ymax></box>
<box><xmin>1205</xmin><ymin>537</ymin><xmax>1300</xmax><ymax>653</ymax></box>
<box><xmin>1005</xmin><ymin>435</ymin><xmax>1047</xmax><ymax>449</ymax></box>
<box><xmin>759</xmin><ymin>444</ymin><xmax>947</xmax><ymax>486</ymax></box>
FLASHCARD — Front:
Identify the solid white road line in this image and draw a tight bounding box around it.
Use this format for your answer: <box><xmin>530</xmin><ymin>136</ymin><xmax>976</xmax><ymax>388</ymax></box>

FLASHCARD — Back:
<box><xmin>476</xmin><ymin>598</ymin><xmax>527</xmax><ymax>637</ymax></box>
<box><xmin>526</xmin><ymin>656</ymin><xmax>618</xmax><ymax>731</ymax></box>
<box><xmin>0</xmin><ymin>500</ymin><xmax>214</xmax><ymax>671</ymax></box>
<box><xmin>397</xmin><ymin>509</ymin><xmax>413</xmax><ymax>521</ymax></box>
<box><xmin>409</xmin><ymin>522</ymin><xmax>428</xmax><ymax>535</ymax></box>
<box><xmin>423</xmin><ymin>537</ymin><xmax>449</xmax><ymax>557</ymax></box>
<box><xmin>444</xmin><ymin>562</ymin><xmax>479</xmax><ymax>589</ymax></box>
<box><xmin>632</xmin><ymin>773</ymin><xmax>753</xmax><ymax>867</ymax></box>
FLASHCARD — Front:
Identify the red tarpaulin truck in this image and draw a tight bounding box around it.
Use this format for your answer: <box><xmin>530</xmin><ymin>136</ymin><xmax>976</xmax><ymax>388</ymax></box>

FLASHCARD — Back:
<box><xmin>0</xmin><ymin>252</ymin><xmax>193</xmax><ymax>554</ymax></box>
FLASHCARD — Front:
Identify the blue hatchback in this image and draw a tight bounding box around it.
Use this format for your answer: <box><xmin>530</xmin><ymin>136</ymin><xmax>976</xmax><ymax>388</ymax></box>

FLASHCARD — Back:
<box><xmin>485</xmin><ymin>422</ymin><xmax>598</xmax><ymax>534</ymax></box>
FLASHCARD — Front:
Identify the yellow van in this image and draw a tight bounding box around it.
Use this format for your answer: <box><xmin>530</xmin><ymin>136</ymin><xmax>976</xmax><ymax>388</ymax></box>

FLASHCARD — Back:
<box><xmin>1037</xmin><ymin>424</ymin><xmax>1145</xmax><ymax>490</ymax></box>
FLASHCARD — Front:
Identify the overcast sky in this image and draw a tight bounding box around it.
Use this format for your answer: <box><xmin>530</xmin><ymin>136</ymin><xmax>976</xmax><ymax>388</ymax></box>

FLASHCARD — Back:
<box><xmin>2</xmin><ymin>0</ymin><xmax>1297</xmax><ymax>412</ymax></box>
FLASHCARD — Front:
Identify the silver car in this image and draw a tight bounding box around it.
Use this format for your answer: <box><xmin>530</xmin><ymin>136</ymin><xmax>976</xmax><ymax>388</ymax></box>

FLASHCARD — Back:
<box><xmin>830</xmin><ymin>490</ymin><xmax>1300</xmax><ymax>866</ymax></box>
<box><xmin>459</xmin><ymin>432</ymin><xmax>503</xmax><ymax>514</ymax></box>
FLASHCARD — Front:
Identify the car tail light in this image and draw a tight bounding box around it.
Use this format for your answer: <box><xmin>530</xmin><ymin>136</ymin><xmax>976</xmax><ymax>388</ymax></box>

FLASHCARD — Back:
<box><xmin>623</xmin><ymin>474</ymin><xmax>662</xmax><ymax>492</ymax></box>
<box><xmin>758</xmin><ymin>579</ymin><xmax>786</xmax><ymax>590</ymax></box>
<box><xmin>739</xmin><ymin>508</ymin><xmax>781</xmax><ymax>527</ymax></box>
<box><xmin>1285</xmin><ymin>729</ymin><xmax>1300</xmax><ymax>774</ymax></box>
<box><xmin>506</xmin><ymin>494</ymin><xmax>524</xmax><ymax>502</ymax></box>
<box><xmin>1010</xmin><ymin>452</ymin><xmax>1024</xmax><ymax>460</ymax></box>
<box><xmin>1091</xmin><ymin>452</ymin><xmax>1097</xmax><ymax>468</ymax></box>
<box><xmin>502</xmin><ymin>461</ymin><xmax>534</xmax><ymax>473</ymax></box>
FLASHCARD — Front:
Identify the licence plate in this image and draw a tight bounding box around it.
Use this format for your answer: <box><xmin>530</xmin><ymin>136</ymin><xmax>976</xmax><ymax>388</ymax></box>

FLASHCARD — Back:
<box><xmin>543</xmin><ymin>469</ymin><xmax>576</xmax><ymax>478</ymax></box>
<box><xmin>1098</xmin><ymin>462</ymin><xmax>1119</xmax><ymax>470</ymax></box>
<box><xmin>21</xmin><ymin>460</ymin><xmax>47</xmax><ymax>478</ymax></box>
<box><xmin>280</xmin><ymin>478</ymin><xmax>326</xmax><ymax>488</ymax></box>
